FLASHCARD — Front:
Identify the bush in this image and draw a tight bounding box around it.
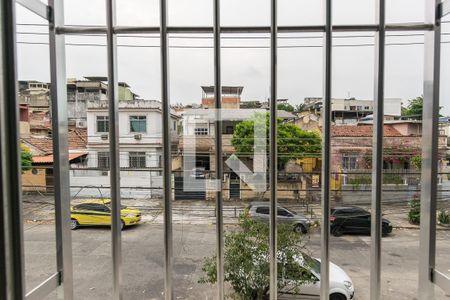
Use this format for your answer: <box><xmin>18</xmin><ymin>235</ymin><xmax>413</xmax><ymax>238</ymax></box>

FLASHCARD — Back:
<box><xmin>199</xmin><ymin>212</ymin><xmax>315</xmax><ymax>299</ymax></box>
<box><xmin>408</xmin><ymin>197</ymin><xmax>421</xmax><ymax>225</ymax></box>
<box><xmin>438</xmin><ymin>209</ymin><xmax>450</xmax><ymax>225</ymax></box>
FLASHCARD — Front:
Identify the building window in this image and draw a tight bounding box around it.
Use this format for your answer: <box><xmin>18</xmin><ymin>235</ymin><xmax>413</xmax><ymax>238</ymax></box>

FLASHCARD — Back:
<box><xmin>342</xmin><ymin>155</ymin><xmax>357</xmax><ymax>170</ymax></box>
<box><xmin>364</xmin><ymin>106</ymin><xmax>370</xmax><ymax>110</ymax></box>
<box><xmin>226</xmin><ymin>126</ymin><xmax>234</xmax><ymax>134</ymax></box>
<box><xmin>98</xmin><ymin>152</ymin><xmax>110</xmax><ymax>169</ymax></box>
<box><xmin>96</xmin><ymin>116</ymin><xmax>109</xmax><ymax>133</ymax></box>
<box><xmin>129</xmin><ymin>152</ymin><xmax>146</xmax><ymax>168</ymax></box>
<box><xmin>130</xmin><ymin>116</ymin><xmax>147</xmax><ymax>133</ymax></box>
<box><xmin>194</xmin><ymin>127</ymin><xmax>208</xmax><ymax>135</ymax></box>
<box><xmin>173</xmin><ymin>121</ymin><xmax>177</xmax><ymax>131</ymax></box>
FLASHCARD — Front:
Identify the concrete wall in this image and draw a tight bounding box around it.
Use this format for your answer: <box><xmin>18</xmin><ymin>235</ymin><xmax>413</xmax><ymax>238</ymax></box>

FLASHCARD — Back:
<box><xmin>70</xmin><ymin>172</ymin><xmax>163</xmax><ymax>199</ymax></box>
<box><xmin>22</xmin><ymin>168</ymin><xmax>46</xmax><ymax>192</ymax></box>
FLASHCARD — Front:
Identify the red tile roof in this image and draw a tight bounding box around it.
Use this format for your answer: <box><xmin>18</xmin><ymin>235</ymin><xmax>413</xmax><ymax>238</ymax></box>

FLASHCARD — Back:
<box><xmin>22</xmin><ymin>128</ymin><xmax>87</xmax><ymax>155</ymax></box>
<box><xmin>33</xmin><ymin>152</ymin><xmax>87</xmax><ymax>164</ymax></box>
<box><xmin>331</xmin><ymin>125</ymin><xmax>403</xmax><ymax>137</ymax></box>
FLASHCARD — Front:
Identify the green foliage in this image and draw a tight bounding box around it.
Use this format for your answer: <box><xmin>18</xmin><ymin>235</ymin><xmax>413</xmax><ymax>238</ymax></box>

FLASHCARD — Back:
<box><xmin>277</xmin><ymin>103</ymin><xmax>294</xmax><ymax>112</ymax></box>
<box><xmin>410</xmin><ymin>155</ymin><xmax>422</xmax><ymax>170</ymax></box>
<box><xmin>438</xmin><ymin>209</ymin><xmax>450</xmax><ymax>225</ymax></box>
<box><xmin>199</xmin><ymin>213</ymin><xmax>315</xmax><ymax>299</ymax></box>
<box><xmin>231</xmin><ymin>113</ymin><xmax>321</xmax><ymax>169</ymax></box>
<box><xmin>408</xmin><ymin>196</ymin><xmax>421</xmax><ymax>225</ymax></box>
<box><xmin>402</xmin><ymin>96</ymin><xmax>424</xmax><ymax>119</ymax></box>
<box><xmin>21</xmin><ymin>144</ymin><xmax>33</xmax><ymax>174</ymax></box>
<box><xmin>347</xmin><ymin>174</ymin><xmax>403</xmax><ymax>188</ymax></box>
<box><xmin>294</xmin><ymin>103</ymin><xmax>305</xmax><ymax>113</ymax></box>
<box><xmin>402</xmin><ymin>96</ymin><xmax>442</xmax><ymax>120</ymax></box>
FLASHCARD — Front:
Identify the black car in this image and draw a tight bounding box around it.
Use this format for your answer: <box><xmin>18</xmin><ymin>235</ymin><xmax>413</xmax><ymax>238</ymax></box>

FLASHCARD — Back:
<box><xmin>330</xmin><ymin>206</ymin><xmax>393</xmax><ymax>237</ymax></box>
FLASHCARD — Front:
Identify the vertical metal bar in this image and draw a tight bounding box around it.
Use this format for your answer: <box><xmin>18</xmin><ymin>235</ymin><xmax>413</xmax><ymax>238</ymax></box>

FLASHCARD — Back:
<box><xmin>269</xmin><ymin>0</ymin><xmax>278</xmax><ymax>298</ymax></box>
<box><xmin>213</xmin><ymin>0</ymin><xmax>224</xmax><ymax>298</ymax></box>
<box><xmin>160</xmin><ymin>0</ymin><xmax>173</xmax><ymax>298</ymax></box>
<box><xmin>320</xmin><ymin>0</ymin><xmax>332</xmax><ymax>297</ymax></box>
<box><xmin>106</xmin><ymin>0</ymin><xmax>122</xmax><ymax>299</ymax></box>
<box><xmin>370</xmin><ymin>0</ymin><xmax>385</xmax><ymax>297</ymax></box>
<box><xmin>48</xmin><ymin>0</ymin><xmax>74</xmax><ymax>298</ymax></box>
<box><xmin>0</xmin><ymin>0</ymin><xmax>25</xmax><ymax>298</ymax></box>
<box><xmin>418</xmin><ymin>0</ymin><xmax>441</xmax><ymax>298</ymax></box>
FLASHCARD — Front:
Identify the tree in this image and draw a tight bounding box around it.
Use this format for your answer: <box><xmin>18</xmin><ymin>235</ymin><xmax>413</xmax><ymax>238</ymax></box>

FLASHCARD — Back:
<box><xmin>199</xmin><ymin>212</ymin><xmax>315</xmax><ymax>299</ymax></box>
<box><xmin>294</xmin><ymin>103</ymin><xmax>305</xmax><ymax>113</ymax></box>
<box><xmin>410</xmin><ymin>155</ymin><xmax>422</xmax><ymax>169</ymax></box>
<box><xmin>21</xmin><ymin>144</ymin><xmax>33</xmax><ymax>173</ymax></box>
<box><xmin>277</xmin><ymin>103</ymin><xmax>294</xmax><ymax>112</ymax></box>
<box><xmin>402</xmin><ymin>96</ymin><xmax>424</xmax><ymax>119</ymax></box>
<box><xmin>231</xmin><ymin>113</ymin><xmax>321</xmax><ymax>169</ymax></box>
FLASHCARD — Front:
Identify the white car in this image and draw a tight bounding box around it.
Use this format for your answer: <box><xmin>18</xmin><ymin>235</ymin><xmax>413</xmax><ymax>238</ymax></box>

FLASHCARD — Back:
<box><xmin>280</xmin><ymin>254</ymin><xmax>355</xmax><ymax>300</ymax></box>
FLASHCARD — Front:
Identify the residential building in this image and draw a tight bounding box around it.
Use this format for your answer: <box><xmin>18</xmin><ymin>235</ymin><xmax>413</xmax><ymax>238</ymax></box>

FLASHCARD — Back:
<box><xmin>19</xmin><ymin>104</ymin><xmax>30</xmax><ymax>137</ymax></box>
<box><xmin>21</xmin><ymin>127</ymin><xmax>88</xmax><ymax>193</ymax></box>
<box><xmin>67</xmin><ymin>76</ymin><xmax>138</xmax><ymax>127</ymax></box>
<box><xmin>201</xmin><ymin>86</ymin><xmax>242</xmax><ymax>109</ymax></box>
<box><xmin>331</xmin><ymin>122</ymin><xmax>446</xmax><ymax>184</ymax></box>
<box><xmin>18</xmin><ymin>80</ymin><xmax>51</xmax><ymax>111</ymax></box>
<box><xmin>179</xmin><ymin>107</ymin><xmax>296</xmax><ymax>200</ymax></box>
<box><xmin>85</xmin><ymin>99</ymin><xmax>179</xmax><ymax>177</ymax></box>
<box><xmin>302</xmin><ymin>97</ymin><xmax>402</xmax><ymax>125</ymax></box>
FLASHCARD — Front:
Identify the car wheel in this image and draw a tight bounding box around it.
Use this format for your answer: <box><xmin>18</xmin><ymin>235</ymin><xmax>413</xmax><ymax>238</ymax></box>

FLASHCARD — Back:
<box><xmin>294</xmin><ymin>224</ymin><xmax>307</xmax><ymax>234</ymax></box>
<box><xmin>332</xmin><ymin>227</ymin><xmax>343</xmax><ymax>237</ymax></box>
<box><xmin>70</xmin><ymin>219</ymin><xmax>79</xmax><ymax>230</ymax></box>
<box><xmin>121</xmin><ymin>220</ymin><xmax>125</xmax><ymax>231</ymax></box>
<box><xmin>330</xmin><ymin>293</ymin><xmax>346</xmax><ymax>300</ymax></box>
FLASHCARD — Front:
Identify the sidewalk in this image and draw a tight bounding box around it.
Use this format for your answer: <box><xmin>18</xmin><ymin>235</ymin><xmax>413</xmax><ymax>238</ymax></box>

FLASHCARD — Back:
<box><xmin>22</xmin><ymin>194</ymin><xmax>450</xmax><ymax>229</ymax></box>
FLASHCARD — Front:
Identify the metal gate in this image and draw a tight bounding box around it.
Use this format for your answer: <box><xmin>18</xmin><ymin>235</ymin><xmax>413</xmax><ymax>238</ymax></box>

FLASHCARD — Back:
<box><xmin>1</xmin><ymin>0</ymin><xmax>450</xmax><ymax>299</ymax></box>
<box><xmin>174</xmin><ymin>176</ymin><xmax>206</xmax><ymax>201</ymax></box>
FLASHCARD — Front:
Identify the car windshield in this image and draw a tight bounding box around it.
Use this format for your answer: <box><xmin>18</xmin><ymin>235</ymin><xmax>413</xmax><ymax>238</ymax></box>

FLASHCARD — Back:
<box><xmin>283</xmin><ymin>207</ymin><xmax>297</xmax><ymax>216</ymax></box>
<box><xmin>303</xmin><ymin>254</ymin><xmax>321</xmax><ymax>274</ymax></box>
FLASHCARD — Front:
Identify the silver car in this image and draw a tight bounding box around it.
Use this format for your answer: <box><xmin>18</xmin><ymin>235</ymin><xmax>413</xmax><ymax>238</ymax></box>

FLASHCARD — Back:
<box><xmin>248</xmin><ymin>202</ymin><xmax>311</xmax><ymax>234</ymax></box>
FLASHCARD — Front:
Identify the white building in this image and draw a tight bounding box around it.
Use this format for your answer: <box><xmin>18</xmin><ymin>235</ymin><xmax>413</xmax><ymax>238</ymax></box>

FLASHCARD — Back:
<box><xmin>303</xmin><ymin>97</ymin><xmax>402</xmax><ymax>125</ymax></box>
<box><xmin>86</xmin><ymin>99</ymin><xmax>179</xmax><ymax>175</ymax></box>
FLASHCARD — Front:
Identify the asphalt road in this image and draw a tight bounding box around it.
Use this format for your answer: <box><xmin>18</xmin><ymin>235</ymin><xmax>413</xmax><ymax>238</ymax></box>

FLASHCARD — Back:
<box><xmin>23</xmin><ymin>223</ymin><xmax>450</xmax><ymax>300</ymax></box>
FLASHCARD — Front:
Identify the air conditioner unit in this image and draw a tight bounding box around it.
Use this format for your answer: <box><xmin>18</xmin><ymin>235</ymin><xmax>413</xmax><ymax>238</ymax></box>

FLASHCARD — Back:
<box><xmin>134</xmin><ymin>133</ymin><xmax>142</xmax><ymax>140</ymax></box>
<box><xmin>101</xmin><ymin>134</ymin><xmax>108</xmax><ymax>140</ymax></box>
<box><xmin>76</xmin><ymin>120</ymin><xmax>87</xmax><ymax>128</ymax></box>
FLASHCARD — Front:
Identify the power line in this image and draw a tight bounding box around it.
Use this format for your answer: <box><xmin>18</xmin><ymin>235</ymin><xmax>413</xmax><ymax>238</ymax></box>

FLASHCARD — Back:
<box><xmin>15</xmin><ymin>30</ymin><xmax>450</xmax><ymax>40</ymax></box>
<box><xmin>15</xmin><ymin>40</ymin><xmax>450</xmax><ymax>49</ymax></box>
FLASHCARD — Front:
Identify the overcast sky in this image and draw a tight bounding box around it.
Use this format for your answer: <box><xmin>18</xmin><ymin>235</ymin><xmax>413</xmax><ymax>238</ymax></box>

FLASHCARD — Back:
<box><xmin>15</xmin><ymin>0</ymin><xmax>450</xmax><ymax>114</ymax></box>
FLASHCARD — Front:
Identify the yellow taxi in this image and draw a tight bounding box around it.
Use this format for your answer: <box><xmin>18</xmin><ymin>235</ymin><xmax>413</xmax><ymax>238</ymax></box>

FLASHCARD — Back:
<box><xmin>70</xmin><ymin>199</ymin><xmax>141</xmax><ymax>230</ymax></box>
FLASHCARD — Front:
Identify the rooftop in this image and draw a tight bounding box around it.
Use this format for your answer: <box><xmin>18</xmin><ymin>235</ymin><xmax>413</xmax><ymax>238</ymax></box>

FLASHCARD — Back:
<box><xmin>32</xmin><ymin>152</ymin><xmax>87</xmax><ymax>165</ymax></box>
<box><xmin>331</xmin><ymin>125</ymin><xmax>403</xmax><ymax>137</ymax></box>
<box><xmin>201</xmin><ymin>86</ymin><xmax>244</xmax><ymax>96</ymax></box>
<box><xmin>22</xmin><ymin>128</ymin><xmax>87</xmax><ymax>155</ymax></box>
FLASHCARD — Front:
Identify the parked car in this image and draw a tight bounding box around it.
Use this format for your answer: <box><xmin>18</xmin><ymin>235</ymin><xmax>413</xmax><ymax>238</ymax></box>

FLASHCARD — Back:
<box><xmin>190</xmin><ymin>167</ymin><xmax>206</xmax><ymax>179</ymax></box>
<box><xmin>330</xmin><ymin>206</ymin><xmax>392</xmax><ymax>237</ymax></box>
<box><xmin>70</xmin><ymin>199</ymin><xmax>141</xmax><ymax>230</ymax></box>
<box><xmin>247</xmin><ymin>202</ymin><xmax>311</xmax><ymax>233</ymax></box>
<box><xmin>280</xmin><ymin>252</ymin><xmax>355</xmax><ymax>300</ymax></box>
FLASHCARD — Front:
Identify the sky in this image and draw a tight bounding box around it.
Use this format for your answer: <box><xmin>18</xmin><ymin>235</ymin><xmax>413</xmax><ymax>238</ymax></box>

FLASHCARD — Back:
<box><xmin>15</xmin><ymin>0</ymin><xmax>450</xmax><ymax>114</ymax></box>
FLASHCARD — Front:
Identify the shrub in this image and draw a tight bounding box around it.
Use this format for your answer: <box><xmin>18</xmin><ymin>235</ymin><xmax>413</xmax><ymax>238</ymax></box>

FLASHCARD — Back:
<box><xmin>438</xmin><ymin>209</ymin><xmax>450</xmax><ymax>225</ymax></box>
<box><xmin>199</xmin><ymin>212</ymin><xmax>315</xmax><ymax>299</ymax></box>
<box><xmin>408</xmin><ymin>197</ymin><xmax>421</xmax><ymax>225</ymax></box>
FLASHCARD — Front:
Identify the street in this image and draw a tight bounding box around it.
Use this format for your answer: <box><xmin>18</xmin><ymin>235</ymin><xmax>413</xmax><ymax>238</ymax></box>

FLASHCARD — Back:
<box><xmin>23</xmin><ymin>222</ymin><xmax>450</xmax><ymax>299</ymax></box>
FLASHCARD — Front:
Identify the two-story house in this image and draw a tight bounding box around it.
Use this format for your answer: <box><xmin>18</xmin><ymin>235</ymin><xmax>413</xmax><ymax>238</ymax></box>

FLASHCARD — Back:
<box><xmin>86</xmin><ymin>99</ymin><xmax>179</xmax><ymax>177</ymax></box>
